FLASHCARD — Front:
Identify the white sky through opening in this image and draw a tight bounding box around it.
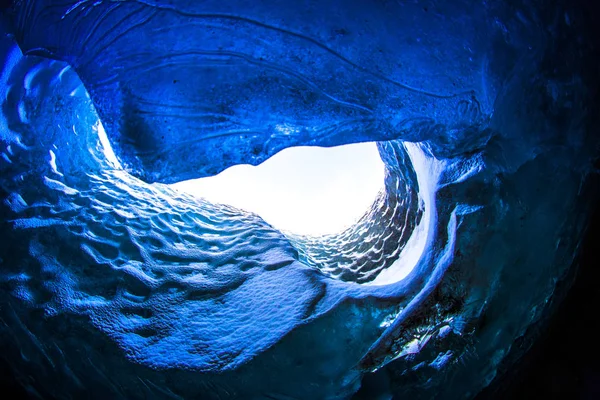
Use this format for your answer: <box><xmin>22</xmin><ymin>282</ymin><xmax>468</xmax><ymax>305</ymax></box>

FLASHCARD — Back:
<box><xmin>173</xmin><ymin>142</ymin><xmax>385</xmax><ymax>236</ymax></box>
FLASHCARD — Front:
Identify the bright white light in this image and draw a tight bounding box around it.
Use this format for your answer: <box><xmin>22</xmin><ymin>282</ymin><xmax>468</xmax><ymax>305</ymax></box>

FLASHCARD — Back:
<box><xmin>95</xmin><ymin>120</ymin><xmax>121</xmax><ymax>169</ymax></box>
<box><xmin>173</xmin><ymin>143</ymin><xmax>385</xmax><ymax>236</ymax></box>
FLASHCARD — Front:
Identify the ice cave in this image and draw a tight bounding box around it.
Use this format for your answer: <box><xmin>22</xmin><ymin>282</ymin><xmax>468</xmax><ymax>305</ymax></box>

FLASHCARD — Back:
<box><xmin>0</xmin><ymin>1</ymin><xmax>599</xmax><ymax>399</ymax></box>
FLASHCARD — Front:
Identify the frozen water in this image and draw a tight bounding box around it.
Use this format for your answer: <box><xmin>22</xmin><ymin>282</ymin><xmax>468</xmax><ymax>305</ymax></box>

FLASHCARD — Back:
<box><xmin>0</xmin><ymin>1</ymin><xmax>599</xmax><ymax>399</ymax></box>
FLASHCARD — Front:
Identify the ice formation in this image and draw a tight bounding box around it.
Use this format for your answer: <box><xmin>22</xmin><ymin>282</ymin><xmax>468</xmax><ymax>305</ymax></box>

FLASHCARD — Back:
<box><xmin>0</xmin><ymin>1</ymin><xmax>598</xmax><ymax>399</ymax></box>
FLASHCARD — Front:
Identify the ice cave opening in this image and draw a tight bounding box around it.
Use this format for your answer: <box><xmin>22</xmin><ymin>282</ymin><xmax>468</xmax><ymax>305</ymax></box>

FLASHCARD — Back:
<box><xmin>172</xmin><ymin>142</ymin><xmax>385</xmax><ymax>236</ymax></box>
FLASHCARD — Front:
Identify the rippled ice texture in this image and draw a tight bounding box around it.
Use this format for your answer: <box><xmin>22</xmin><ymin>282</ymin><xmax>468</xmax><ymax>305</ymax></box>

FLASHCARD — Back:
<box><xmin>0</xmin><ymin>1</ymin><xmax>599</xmax><ymax>399</ymax></box>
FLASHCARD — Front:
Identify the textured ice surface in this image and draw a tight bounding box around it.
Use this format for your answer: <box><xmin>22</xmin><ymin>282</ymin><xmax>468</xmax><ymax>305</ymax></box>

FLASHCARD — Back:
<box><xmin>0</xmin><ymin>1</ymin><xmax>599</xmax><ymax>399</ymax></box>
<box><xmin>8</xmin><ymin>0</ymin><xmax>495</xmax><ymax>183</ymax></box>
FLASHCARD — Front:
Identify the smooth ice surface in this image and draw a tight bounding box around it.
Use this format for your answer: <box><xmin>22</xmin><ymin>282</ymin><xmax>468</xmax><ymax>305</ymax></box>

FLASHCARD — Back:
<box><xmin>0</xmin><ymin>1</ymin><xmax>599</xmax><ymax>400</ymax></box>
<box><xmin>173</xmin><ymin>142</ymin><xmax>385</xmax><ymax>235</ymax></box>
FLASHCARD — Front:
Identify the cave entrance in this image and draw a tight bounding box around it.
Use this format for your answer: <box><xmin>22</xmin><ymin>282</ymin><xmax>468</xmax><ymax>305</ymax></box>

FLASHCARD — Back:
<box><xmin>172</xmin><ymin>142</ymin><xmax>385</xmax><ymax>236</ymax></box>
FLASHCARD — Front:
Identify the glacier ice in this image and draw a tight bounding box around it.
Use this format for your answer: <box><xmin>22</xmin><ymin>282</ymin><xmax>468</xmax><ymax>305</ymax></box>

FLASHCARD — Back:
<box><xmin>0</xmin><ymin>1</ymin><xmax>599</xmax><ymax>399</ymax></box>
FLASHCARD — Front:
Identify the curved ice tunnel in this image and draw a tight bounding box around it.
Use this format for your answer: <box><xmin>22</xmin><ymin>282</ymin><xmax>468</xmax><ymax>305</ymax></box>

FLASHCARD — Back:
<box><xmin>0</xmin><ymin>1</ymin><xmax>599</xmax><ymax>399</ymax></box>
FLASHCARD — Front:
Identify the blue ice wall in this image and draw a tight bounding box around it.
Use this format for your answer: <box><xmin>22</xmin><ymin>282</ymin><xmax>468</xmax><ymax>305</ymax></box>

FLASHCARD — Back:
<box><xmin>8</xmin><ymin>0</ymin><xmax>511</xmax><ymax>183</ymax></box>
<box><xmin>0</xmin><ymin>1</ymin><xmax>599</xmax><ymax>399</ymax></box>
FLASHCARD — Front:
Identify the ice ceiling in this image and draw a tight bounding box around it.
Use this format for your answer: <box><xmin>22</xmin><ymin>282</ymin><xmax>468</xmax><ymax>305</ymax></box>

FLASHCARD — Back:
<box><xmin>0</xmin><ymin>1</ymin><xmax>598</xmax><ymax>399</ymax></box>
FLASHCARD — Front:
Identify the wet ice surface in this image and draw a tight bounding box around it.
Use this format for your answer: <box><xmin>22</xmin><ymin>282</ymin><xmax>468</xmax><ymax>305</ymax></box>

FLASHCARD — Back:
<box><xmin>0</xmin><ymin>1</ymin><xmax>599</xmax><ymax>399</ymax></box>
